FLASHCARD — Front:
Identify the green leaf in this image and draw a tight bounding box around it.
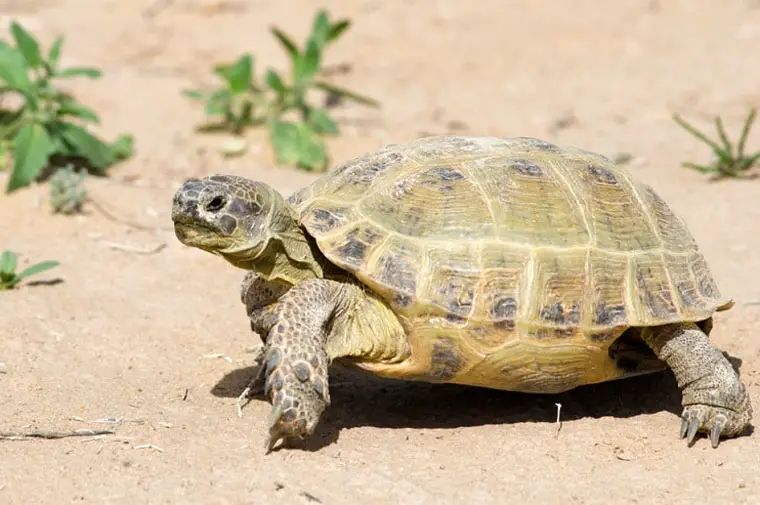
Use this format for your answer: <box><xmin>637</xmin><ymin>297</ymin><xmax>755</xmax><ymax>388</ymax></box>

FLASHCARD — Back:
<box><xmin>0</xmin><ymin>42</ymin><xmax>34</xmax><ymax>100</ymax></box>
<box><xmin>0</xmin><ymin>140</ymin><xmax>9</xmax><ymax>170</ymax></box>
<box><xmin>295</xmin><ymin>40</ymin><xmax>320</xmax><ymax>83</ymax></box>
<box><xmin>1</xmin><ymin>250</ymin><xmax>17</xmax><ymax>274</ymax></box>
<box><xmin>48</xmin><ymin>130</ymin><xmax>69</xmax><ymax>156</ymax></box>
<box><xmin>269</xmin><ymin>121</ymin><xmax>327</xmax><ymax>171</ymax></box>
<box><xmin>0</xmin><ymin>271</ymin><xmax>20</xmax><ymax>288</ymax></box>
<box><xmin>270</xmin><ymin>27</ymin><xmax>300</xmax><ymax>60</ymax></box>
<box><xmin>270</xmin><ymin>120</ymin><xmax>301</xmax><ymax>165</ymax></box>
<box><xmin>109</xmin><ymin>134</ymin><xmax>134</xmax><ymax>160</ymax></box>
<box><xmin>309</xmin><ymin>108</ymin><xmax>338</xmax><ymax>135</ymax></box>
<box><xmin>11</xmin><ymin>22</ymin><xmax>42</xmax><ymax>69</ymax></box>
<box><xmin>265</xmin><ymin>69</ymin><xmax>286</xmax><ymax>94</ymax></box>
<box><xmin>6</xmin><ymin>123</ymin><xmax>53</xmax><ymax>192</ymax></box>
<box><xmin>56</xmin><ymin>67</ymin><xmax>102</xmax><ymax>79</ymax></box>
<box><xmin>56</xmin><ymin>121</ymin><xmax>114</xmax><ymax>171</ymax></box>
<box><xmin>57</xmin><ymin>100</ymin><xmax>100</xmax><ymax>124</ymax></box>
<box><xmin>182</xmin><ymin>89</ymin><xmax>205</xmax><ymax>101</ymax></box>
<box><xmin>737</xmin><ymin>108</ymin><xmax>757</xmax><ymax>159</ymax></box>
<box><xmin>681</xmin><ymin>162</ymin><xmax>715</xmax><ymax>174</ymax></box>
<box><xmin>16</xmin><ymin>260</ymin><xmax>60</xmax><ymax>280</ymax></box>
<box><xmin>206</xmin><ymin>89</ymin><xmax>231</xmax><ymax>116</ymax></box>
<box><xmin>327</xmin><ymin>20</ymin><xmax>351</xmax><ymax>43</ymax></box>
<box><xmin>673</xmin><ymin>114</ymin><xmax>722</xmax><ymax>153</ymax></box>
<box><xmin>295</xmin><ymin>124</ymin><xmax>327</xmax><ymax>170</ymax></box>
<box><xmin>310</xmin><ymin>10</ymin><xmax>331</xmax><ymax>48</ymax></box>
<box><xmin>313</xmin><ymin>80</ymin><xmax>379</xmax><ymax>107</ymax></box>
<box><xmin>48</xmin><ymin>36</ymin><xmax>64</xmax><ymax>69</ymax></box>
<box><xmin>213</xmin><ymin>54</ymin><xmax>253</xmax><ymax>94</ymax></box>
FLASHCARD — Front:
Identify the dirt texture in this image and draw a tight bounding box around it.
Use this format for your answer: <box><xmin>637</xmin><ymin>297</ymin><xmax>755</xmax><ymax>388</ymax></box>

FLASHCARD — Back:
<box><xmin>2</xmin><ymin>1</ymin><xmax>760</xmax><ymax>504</ymax></box>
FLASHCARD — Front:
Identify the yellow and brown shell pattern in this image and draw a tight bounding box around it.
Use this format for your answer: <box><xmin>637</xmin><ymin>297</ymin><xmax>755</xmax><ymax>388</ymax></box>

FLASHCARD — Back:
<box><xmin>289</xmin><ymin>136</ymin><xmax>732</xmax><ymax>392</ymax></box>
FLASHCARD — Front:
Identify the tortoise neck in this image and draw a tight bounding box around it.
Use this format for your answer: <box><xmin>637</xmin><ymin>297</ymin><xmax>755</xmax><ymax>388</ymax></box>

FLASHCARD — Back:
<box><xmin>225</xmin><ymin>213</ymin><xmax>326</xmax><ymax>286</ymax></box>
<box><xmin>251</xmin><ymin>230</ymin><xmax>325</xmax><ymax>286</ymax></box>
<box><xmin>221</xmin><ymin>193</ymin><xmax>328</xmax><ymax>286</ymax></box>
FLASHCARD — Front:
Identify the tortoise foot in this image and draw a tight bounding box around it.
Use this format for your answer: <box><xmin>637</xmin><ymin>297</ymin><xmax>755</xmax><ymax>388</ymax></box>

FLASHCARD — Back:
<box><xmin>680</xmin><ymin>401</ymin><xmax>752</xmax><ymax>448</ymax></box>
<box><xmin>261</xmin><ymin>342</ymin><xmax>330</xmax><ymax>452</ymax></box>
<box><xmin>264</xmin><ymin>363</ymin><xmax>328</xmax><ymax>452</ymax></box>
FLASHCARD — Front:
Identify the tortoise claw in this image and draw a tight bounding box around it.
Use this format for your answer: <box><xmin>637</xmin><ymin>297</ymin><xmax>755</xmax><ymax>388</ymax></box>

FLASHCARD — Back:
<box><xmin>679</xmin><ymin>405</ymin><xmax>748</xmax><ymax>448</ymax></box>
<box><xmin>265</xmin><ymin>404</ymin><xmax>284</xmax><ymax>452</ymax></box>
<box><xmin>710</xmin><ymin>414</ymin><xmax>727</xmax><ymax>448</ymax></box>
<box><xmin>686</xmin><ymin>415</ymin><xmax>701</xmax><ymax>445</ymax></box>
<box><xmin>710</xmin><ymin>422</ymin><xmax>722</xmax><ymax>448</ymax></box>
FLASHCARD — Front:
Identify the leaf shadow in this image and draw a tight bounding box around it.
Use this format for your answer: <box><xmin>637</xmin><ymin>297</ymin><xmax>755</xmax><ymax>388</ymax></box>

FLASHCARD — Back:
<box><xmin>25</xmin><ymin>277</ymin><xmax>64</xmax><ymax>287</ymax></box>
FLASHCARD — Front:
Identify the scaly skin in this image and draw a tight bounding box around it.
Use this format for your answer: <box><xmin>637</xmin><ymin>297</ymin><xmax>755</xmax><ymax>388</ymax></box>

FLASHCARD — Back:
<box><xmin>251</xmin><ymin>279</ymin><xmax>341</xmax><ymax>450</ymax></box>
<box><xmin>172</xmin><ymin>175</ymin><xmax>404</xmax><ymax>451</ymax></box>
<box><xmin>642</xmin><ymin>323</ymin><xmax>753</xmax><ymax>447</ymax></box>
<box><xmin>234</xmin><ymin>272</ymin><xmax>290</xmax><ymax>412</ymax></box>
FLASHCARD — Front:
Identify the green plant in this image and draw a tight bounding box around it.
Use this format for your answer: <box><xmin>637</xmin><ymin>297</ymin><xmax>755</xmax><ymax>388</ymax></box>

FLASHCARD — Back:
<box><xmin>0</xmin><ymin>21</ymin><xmax>134</xmax><ymax>193</ymax></box>
<box><xmin>49</xmin><ymin>164</ymin><xmax>87</xmax><ymax>214</ymax></box>
<box><xmin>184</xmin><ymin>9</ymin><xmax>379</xmax><ymax>171</ymax></box>
<box><xmin>673</xmin><ymin>108</ymin><xmax>760</xmax><ymax>178</ymax></box>
<box><xmin>0</xmin><ymin>250</ymin><xmax>59</xmax><ymax>289</ymax></box>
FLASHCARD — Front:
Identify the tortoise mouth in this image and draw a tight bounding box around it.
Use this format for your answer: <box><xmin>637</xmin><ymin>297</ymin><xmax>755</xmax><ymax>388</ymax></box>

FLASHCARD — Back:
<box><xmin>173</xmin><ymin>221</ymin><xmax>219</xmax><ymax>247</ymax></box>
<box><xmin>174</xmin><ymin>221</ymin><xmax>263</xmax><ymax>261</ymax></box>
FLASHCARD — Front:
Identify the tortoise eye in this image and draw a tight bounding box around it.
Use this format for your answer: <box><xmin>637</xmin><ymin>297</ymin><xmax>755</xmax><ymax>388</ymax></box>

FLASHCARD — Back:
<box><xmin>206</xmin><ymin>196</ymin><xmax>226</xmax><ymax>212</ymax></box>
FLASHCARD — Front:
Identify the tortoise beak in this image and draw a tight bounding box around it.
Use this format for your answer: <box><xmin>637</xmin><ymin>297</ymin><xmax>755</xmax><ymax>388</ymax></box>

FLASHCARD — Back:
<box><xmin>173</xmin><ymin>221</ymin><xmax>204</xmax><ymax>246</ymax></box>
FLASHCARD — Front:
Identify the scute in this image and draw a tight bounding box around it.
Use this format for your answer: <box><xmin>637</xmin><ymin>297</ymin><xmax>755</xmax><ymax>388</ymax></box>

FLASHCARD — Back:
<box><xmin>293</xmin><ymin>136</ymin><xmax>731</xmax><ymax>335</ymax></box>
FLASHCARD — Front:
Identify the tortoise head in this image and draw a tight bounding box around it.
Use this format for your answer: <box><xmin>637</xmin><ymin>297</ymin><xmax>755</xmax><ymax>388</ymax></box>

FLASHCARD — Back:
<box><xmin>171</xmin><ymin>174</ymin><xmax>281</xmax><ymax>263</ymax></box>
<box><xmin>171</xmin><ymin>174</ymin><xmax>323</xmax><ymax>282</ymax></box>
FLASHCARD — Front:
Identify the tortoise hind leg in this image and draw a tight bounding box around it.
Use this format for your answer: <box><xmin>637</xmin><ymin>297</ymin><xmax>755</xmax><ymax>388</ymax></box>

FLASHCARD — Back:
<box><xmin>641</xmin><ymin>322</ymin><xmax>753</xmax><ymax>447</ymax></box>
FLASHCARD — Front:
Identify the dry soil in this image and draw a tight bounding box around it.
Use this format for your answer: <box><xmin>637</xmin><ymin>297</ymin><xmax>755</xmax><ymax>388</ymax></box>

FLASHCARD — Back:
<box><xmin>2</xmin><ymin>1</ymin><xmax>760</xmax><ymax>504</ymax></box>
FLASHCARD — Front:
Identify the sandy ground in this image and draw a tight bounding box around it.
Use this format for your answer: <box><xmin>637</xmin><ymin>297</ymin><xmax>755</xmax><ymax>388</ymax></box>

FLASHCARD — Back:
<box><xmin>2</xmin><ymin>1</ymin><xmax>760</xmax><ymax>504</ymax></box>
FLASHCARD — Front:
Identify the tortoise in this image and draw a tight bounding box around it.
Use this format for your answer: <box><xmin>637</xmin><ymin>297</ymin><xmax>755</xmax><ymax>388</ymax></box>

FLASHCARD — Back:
<box><xmin>171</xmin><ymin>135</ymin><xmax>752</xmax><ymax>451</ymax></box>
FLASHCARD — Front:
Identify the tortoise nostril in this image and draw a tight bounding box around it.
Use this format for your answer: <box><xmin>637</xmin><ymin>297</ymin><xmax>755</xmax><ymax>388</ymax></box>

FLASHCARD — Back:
<box><xmin>206</xmin><ymin>196</ymin><xmax>226</xmax><ymax>212</ymax></box>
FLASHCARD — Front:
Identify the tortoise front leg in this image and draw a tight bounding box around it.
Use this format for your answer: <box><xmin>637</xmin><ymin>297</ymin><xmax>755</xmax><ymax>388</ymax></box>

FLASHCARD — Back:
<box><xmin>253</xmin><ymin>278</ymin><xmax>347</xmax><ymax>451</ymax></box>
<box><xmin>641</xmin><ymin>322</ymin><xmax>753</xmax><ymax>447</ymax></box>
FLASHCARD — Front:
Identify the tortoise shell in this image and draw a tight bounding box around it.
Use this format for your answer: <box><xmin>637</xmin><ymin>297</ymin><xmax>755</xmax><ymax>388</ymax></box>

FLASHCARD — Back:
<box><xmin>289</xmin><ymin>136</ymin><xmax>731</xmax><ymax>391</ymax></box>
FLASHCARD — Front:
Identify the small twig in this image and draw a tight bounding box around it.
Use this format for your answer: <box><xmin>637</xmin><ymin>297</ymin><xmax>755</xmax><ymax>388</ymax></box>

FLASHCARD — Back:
<box><xmin>134</xmin><ymin>443</ymin><xmax>164</xmax><ymax>452</ymax></box>
<box><xmin>299</xmin><ymin>491</ymin><xmax>322</xmax><ymax>503</ymax></box>
<box><xmin>87</xmin><ymin>196</ymin><xmax>166</xmax><ymax>231</ymax></box>
<box><xmin>91</xmin><ymin>417</ymin><xmax>124</xmax><ymax>424</ymax></box>
<box><xmin>237</xmin><ymin>349</ymin><xmax>266</xmax><ymax>418</ymax></box>
<box><xmin>100</xmin><ymin>241</ymin><xmax>167</xmax><ymax>255</ymax></box>
<box><xmin>203</xmin><ymin>352</ymin><xmax>233</xmax><ymax>363</ymax></box>
<box><xmin>79</xmin><ymin>435</ymin><xmax>133</xmax><ymax>443</ymax></box>
<box><xmin>554</xmin><ymin>402</ymin><xmax>563</xmax><ymax>437</ymax></box>
<box><xmin>0</xmin><ymin>429</ymin><xmax>116</xmax><ymax>441</ymax></box>
<box><xmin>236</xmin><ymin>386</ymin><xmax>253</xmax><ymax>419</ymax></box>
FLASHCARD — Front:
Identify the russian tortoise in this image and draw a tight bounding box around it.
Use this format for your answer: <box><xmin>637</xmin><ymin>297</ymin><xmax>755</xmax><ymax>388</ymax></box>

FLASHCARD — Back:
<box><xmin>171</xmin><ymin>135</ymin><xmax>752</xmax><ymax>450</ymax></box>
